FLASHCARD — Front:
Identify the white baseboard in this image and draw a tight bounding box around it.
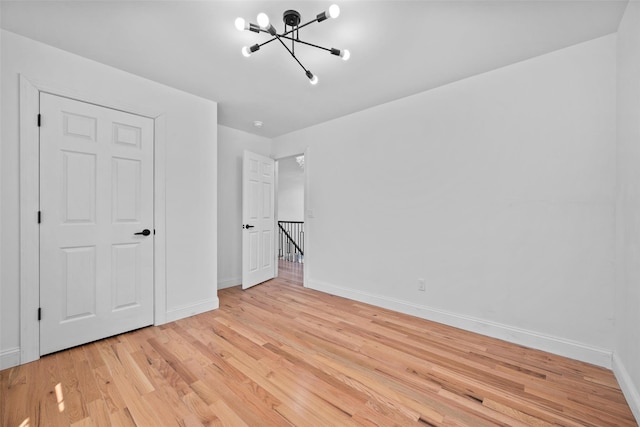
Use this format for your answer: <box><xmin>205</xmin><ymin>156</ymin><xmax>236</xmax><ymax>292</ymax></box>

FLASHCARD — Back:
<box><xmin>0</xmin><ymin>347</ymin><xmax>21</xmax><ymax>370</ymax></box>
<box><xmin>307</xmin><ymin>279</ymin><xmax>613</xmax><ymax>368</ymax></box>
<box><xmin>3</xmin><ymin>297</ymin><xmax>220</xmax><ymax>370</ymax></box>
<box><xmin>165</xmin><ymin>297</ymin><xmax>219</xmax><ymax>323</ymax></box>
<box><xmin>218</xmin><ymin>276</ymin><xmax>241</xmax><ymax>290</ymax></box>
<box><xmin>613</xmin><ymin>353</ymin><xmax>640</xmax><ymax>424</ymax></box>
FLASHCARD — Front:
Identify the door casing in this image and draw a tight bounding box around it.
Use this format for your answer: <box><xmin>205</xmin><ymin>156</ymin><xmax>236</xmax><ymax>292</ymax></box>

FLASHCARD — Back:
<box><xmin>18</xmin><ymin>74</ymin><xmax>168</xmax><ymax>365</ymax></box>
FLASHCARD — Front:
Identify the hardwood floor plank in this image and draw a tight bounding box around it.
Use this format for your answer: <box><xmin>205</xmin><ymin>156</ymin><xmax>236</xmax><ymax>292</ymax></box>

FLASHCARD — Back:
<box><xmin>114</xmin><ymin>343</ymin><xmax>155</xmax><ymax>395</ymax></box>
<box><xmin>69</xmin><ymin>347</ymin><xmax>103</xmax><ymax>404</ymax></box>
<box><xmin>41</xmin><ymin>354</ymin><xmax>72</xmax><ymax>426</ymax></box>
<box><xmin>108</xmin><ymin>407</ymin><xmax>137</xmax><ymax>427</ymax></box>
<box><xmin>234</xmin><ymin>355</ymin><xmax>361</xmax><ymax>426</ymax></box>
<box><xmin>97</xmin><ymin>339</ymin><xmax>169</xmax><ymax>426</ymax></box>
<box><xmin>207</xmin><ymin>399</ymin><xmax>250</xmax><ymax>427</ymax></box>
<box><xmin>180</xmin><ymin>391</ymin><xmax>220</xmax><ymax>425</ymax></box>
<box><xmin>90</xmin><ymin>363</ymin><xmax>129</xmax><ymax>415</ymax></box>
<box><xmin>198</xmin><ymin>362</ymin><xmax>289</xmax><ymax>427</ymax></box>
<box><xmin>85</xmin><ymin>399</ymin><xmax>114</xmax><ymax>427</ymax></box>
<box><xmin>1</xmin><ymin>260</ymin><xmax>636</xmax><ymax>426</ymax></box>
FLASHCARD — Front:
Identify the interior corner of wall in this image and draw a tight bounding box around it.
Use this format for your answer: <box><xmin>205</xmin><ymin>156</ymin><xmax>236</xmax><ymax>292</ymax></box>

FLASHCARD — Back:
<box><xmin>613</xmin><ymin>353</ymin><xmax>640</xmax><ymax>424</ymax></box>
<box><xmin>164</xmin><ymin>297</ymin><xmax>219</xmax><ymax>323</ymax></box>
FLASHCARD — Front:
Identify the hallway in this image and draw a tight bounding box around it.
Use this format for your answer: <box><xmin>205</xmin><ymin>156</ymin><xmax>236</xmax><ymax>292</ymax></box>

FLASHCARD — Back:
<box><xmin>277</xmin><ymin>259</ymin><xmax>303</xmax><ymax>285</ymax></box>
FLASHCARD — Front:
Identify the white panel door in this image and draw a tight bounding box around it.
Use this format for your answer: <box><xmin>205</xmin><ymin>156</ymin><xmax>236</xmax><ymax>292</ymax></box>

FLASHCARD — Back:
<box><xmin>242</xmin><ymin>150</ymin><xmax>275</xmax><ymax>289</ymax></box>
<box><xmin>39</xmin><ymin>93</ymin><xmax>154</xmax><ymax>355</ymax></box>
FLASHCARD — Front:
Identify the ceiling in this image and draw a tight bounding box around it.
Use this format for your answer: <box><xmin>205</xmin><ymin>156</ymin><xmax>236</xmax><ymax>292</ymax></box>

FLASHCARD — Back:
<box><xmin>0</xmin><ymin>0</ymin><xmax>628</xmax><ymax>138</ymax></box>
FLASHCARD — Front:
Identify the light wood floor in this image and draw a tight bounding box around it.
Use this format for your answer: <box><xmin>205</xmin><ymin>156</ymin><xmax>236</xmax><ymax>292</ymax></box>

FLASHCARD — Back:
<box><xmin>1</xmin><ymin>260</ymin><xmax>636</xmax><ymax>426</ymax></box>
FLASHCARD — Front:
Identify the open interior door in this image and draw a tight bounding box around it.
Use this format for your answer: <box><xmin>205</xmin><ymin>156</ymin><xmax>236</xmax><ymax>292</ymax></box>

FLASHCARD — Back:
<box><xmin>242</xmin><ymin>150</ymin><xmax>275</xmax><ymax>289</ymax></box>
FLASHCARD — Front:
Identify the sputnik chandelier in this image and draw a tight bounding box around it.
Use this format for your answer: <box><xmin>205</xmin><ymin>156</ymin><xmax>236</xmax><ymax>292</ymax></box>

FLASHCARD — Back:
<box><xmin>235</xmin><ymin>4</ymin><xmax>350</xmax><ymax>85</ymax></box>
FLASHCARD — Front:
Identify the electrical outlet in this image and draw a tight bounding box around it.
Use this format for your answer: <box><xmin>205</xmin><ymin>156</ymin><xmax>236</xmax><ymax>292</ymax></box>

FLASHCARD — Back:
<box><xmin>418</xmin><ymin>278</ymin><xmax>426</xmax><ymax>291</ymax></box>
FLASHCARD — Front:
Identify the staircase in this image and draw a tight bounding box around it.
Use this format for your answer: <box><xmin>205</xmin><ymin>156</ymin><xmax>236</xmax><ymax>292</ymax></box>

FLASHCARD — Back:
<box><xmin>278</xmin><ymin>221</ymin><xmax>304</xmax><ymax>263</ymax></box>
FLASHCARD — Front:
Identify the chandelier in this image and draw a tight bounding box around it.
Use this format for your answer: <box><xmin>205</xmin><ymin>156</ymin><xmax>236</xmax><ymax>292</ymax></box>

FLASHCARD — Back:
<box><xmin>235</xmin><ymin>4</ymin><xmax>350</xmax><ymax>85</ymax></box>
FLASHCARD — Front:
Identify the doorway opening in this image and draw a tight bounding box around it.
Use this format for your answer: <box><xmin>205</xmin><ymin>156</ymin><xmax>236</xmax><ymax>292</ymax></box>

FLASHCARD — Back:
<box><xmin>276</xmin><ymin>154</ymin><xmax>305</xmax><ymax>285</ymax></box>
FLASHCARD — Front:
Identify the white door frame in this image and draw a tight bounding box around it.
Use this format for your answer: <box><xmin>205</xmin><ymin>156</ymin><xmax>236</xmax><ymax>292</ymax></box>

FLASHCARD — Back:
<box><xmin>18</xmin><ymin>75</ymin><xmax>167</xmax><ymax>364</ymax></box>
<box><xmin>274</xmin><ymin>160</ymin><xmax>279</xmax><ymax>279</ymax></box>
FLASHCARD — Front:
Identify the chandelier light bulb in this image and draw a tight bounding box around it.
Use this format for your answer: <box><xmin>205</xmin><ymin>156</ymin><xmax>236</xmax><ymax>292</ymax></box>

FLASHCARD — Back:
<box><xmin>235</xmin><ymin>17</ymin><xmax>246</xmax><ymax>31</ymax></box>
<box><xmin>329</xmin><ymin>4</ymin><xmax>340</xmax><ymax>19</ymax></box>
<box><xmin>242</xmin><ymin>44</ymin><xmax>260</xmax><ymax>57</ymax></box>
<box><xmin>257</xmin><ymin>12</ymin><xmax>270</xmax><ymax>28</ymax></box>
<box><xmin>330</xmin><ymin>47</ymin><xmax>350</xmax><ymax>61</ymax></box>
<box><xmin>306</xmin><ymin>70</ymin><xmax>319</xmax><ymax>85</ymax></box>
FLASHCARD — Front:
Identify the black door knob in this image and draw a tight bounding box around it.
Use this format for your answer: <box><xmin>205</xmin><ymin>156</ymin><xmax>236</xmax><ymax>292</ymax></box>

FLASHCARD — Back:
<box><xmin>134</xmin><ymin>229</ymin><xmax>151</xmax><ymax>236</ymax></box>
<box><xmin>243</xmin><ymin>224</ymin><xmax>255</xmax><ymax>229</ymax></box>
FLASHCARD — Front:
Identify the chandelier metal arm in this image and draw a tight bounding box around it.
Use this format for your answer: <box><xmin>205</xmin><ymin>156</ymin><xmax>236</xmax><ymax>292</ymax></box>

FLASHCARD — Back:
<box><xmin>288</xmin><ymin>18</ymin><xmax>319</xmax><ymax>34</ymax></box>
<box><xmin>253</xmin><ymin>18</ymin><xmax>318</xmax><ymax>39</ymax></box>
<box><xmin>257</xmin><ymin>33</ymin><xmax>332</xmax><ymax>55</ymax></box>
<box><xmin>279</xmin><ymin>36</ymin><xmax>332</xmax><ymax>53</ymax></box>
<box><xmin>274</xmin><ymin>34</ymin><xmax>310</xmax><ymax>74</ymax></box>
<box><xmin>257</xmin><ymin>37</ymin><xmax>278</xmax><ymax>49</ymax></box>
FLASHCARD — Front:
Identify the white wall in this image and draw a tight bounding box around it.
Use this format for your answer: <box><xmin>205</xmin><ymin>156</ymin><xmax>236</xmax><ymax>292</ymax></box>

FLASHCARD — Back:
<box><xmin>1</xmin><ymin>30</ymin><xmax>218</xmax><ymax>368</ymax></box>
<box><xmin>273</xmin><ymin>35</ymin><xmax>617</xmax><ymax>367</ymax></box>
<box><xmin>614</xmin><ymin>1</ymin><xmax>640</xmax><ymax>421</ymax></box>
<box><xmin>217</xmin><ymin>125</ymin><xmax>272</xmax><ymax>289</ymax></box>
<box><xmin>277</xmin><ymin>156</ymin><xmax>304</xmax><ymax>222</ymax></box>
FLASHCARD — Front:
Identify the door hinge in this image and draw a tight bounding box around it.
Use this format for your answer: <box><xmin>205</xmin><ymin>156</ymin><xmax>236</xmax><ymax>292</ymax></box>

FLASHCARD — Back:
<box><xmin>37</xmin><ymin>211</ymin><xmax>41</xmax><ymax>224</ymax></box>
<box><xmin>37</xmin><ymin>114</ymin><xmax>41</xmax><ymax>127</ymax></box>
<box><xmin>154</xmin><ymin>229</ymin><xmax>156</xmax><ymax>235</ymax></box>
<box><xmin>38</xmin><ymin>307</ymin><xmax>42</xmax><ymax>321</ymax></box>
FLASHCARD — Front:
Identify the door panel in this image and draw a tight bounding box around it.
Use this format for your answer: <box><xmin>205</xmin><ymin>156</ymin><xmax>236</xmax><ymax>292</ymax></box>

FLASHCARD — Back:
<box><xmin>262</xmin><ymin>230</ymin><xmax>273</xmax><ymax>267</ymax></box>
<box><xmin>61</xmin><ymin>246</ymin><xmax>96</xmax><ymax>321</ymax></box>
<box><xmin>113</xmin><ymin>122</ymin><xmax>142</xmax><ymax>148</ymax></box>
<box><xmin>111</xmin><ymin>243</ymin><xmax>141</xmax><ymax>310</ymax></box>
<box><xmin>40</xmin><ymin>93</ymin><xmax>154</xmax><ymax>355</ymax></box>
<box><xmin>63</xmin><ymin>111</ymin><xmax>97</xmax><ymax>140</ymax></box>
<box><xmin>112</xmin><ymin>157</ymin><xmax>141</xmax><ymax>222</ymax></box>
<box><xmin>242</xmin><ymin>150</ymin><xmax>275</xmax><ymax>289</ymax></box>
<box><xmin>62</xmin><ymin>151</ymin><xmax>96</xmax><ymax>223</ymax></box>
